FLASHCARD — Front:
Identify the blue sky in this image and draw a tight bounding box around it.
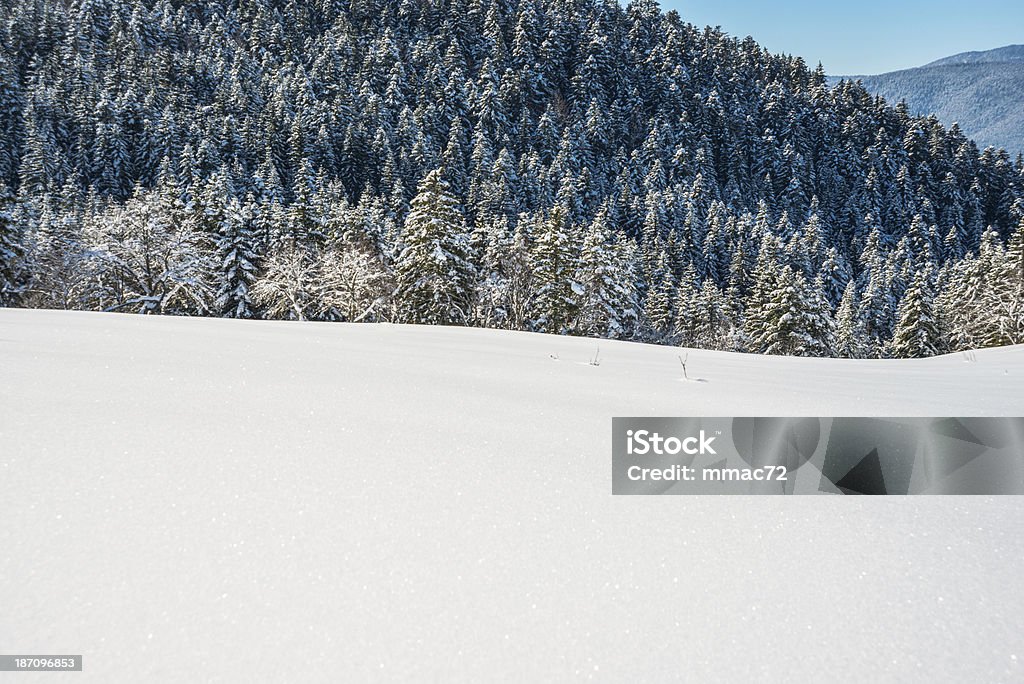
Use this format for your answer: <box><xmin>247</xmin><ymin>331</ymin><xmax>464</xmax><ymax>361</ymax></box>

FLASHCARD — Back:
<box><xmin>659</xmin><ymin>0</ymin><xmax>1024</xmax><ymax>75</ymax></box>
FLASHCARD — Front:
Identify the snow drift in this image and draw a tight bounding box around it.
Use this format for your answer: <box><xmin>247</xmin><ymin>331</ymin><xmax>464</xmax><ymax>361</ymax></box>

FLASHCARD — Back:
<box><xmin>1</xmin><ymin>309</ymin><xmax>1022</xmax><ymax>681</ymax></box>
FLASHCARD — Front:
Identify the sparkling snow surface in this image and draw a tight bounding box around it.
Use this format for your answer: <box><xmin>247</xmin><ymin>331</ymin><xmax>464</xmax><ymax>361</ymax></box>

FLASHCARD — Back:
<box><xmin>2</xmin><ymin>309</ymin><xmax>1023</xmax><ymax>682</ymax></box>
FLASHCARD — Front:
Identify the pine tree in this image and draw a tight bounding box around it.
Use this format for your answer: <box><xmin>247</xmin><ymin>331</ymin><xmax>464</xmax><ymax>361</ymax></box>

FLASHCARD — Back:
<box><xmin>985</xmin><ymin>217</ymin><xmax>1024</xmax><ymax>345</ymax></box>
<box><xmin>890</xmin><ymin>270</ymin><xmax>942</xmax><ymax>358</ymax></box>
<box><xmin>471</xmin><ymin>215</ymin><xmax>516</xmax><ymax>329</ymax></box>
<box><xmin>642</xmin><ymin>250</ymin><xmax>676</xmax><ymax>342</ymax></box>
<box><xmin>214</xmin><ymin>198</ymin><xmax>259</xmax><ymax>319</ymax></box>
<box><xmin>834</xmin><ymin>282</ymin><xmax>866</xmax><ymax>358</ymax></box>
<box><xmin>938</xmin><ymin>231</ymin><xmax>999</xmax><ymax>350</ymax></box>
<box><xmin>575</xmin><ymin>214</ymin><xmax>639</xmax><ymax>339</ymax></box>
<box><xmin>394</xmin><ymin>169</ymin><xmax>476</xmax><ymax>325</ymax></box>
<box><xmin>672</xmin><ymin>264</ymin><xmax>701</xmax><ymax>347</ymax></box>
<box><xmin>530</xmin><ymin>205</ymin><xmax>580</xmax><ymax>334</ymax></box>
<box><xmin>857</xmin><ymin>229</ymin><xmax>898</xmax><ymax>355</ymax></box>
<box><xmin>747</xmin><ymin>265</ymin><xmax>833</xmax><ymax>357</ymax></box>
<box><xmin>691</xmin><ymin>280</ymin><xmax>741</xmax><ymax>352</ymax></box>
<box><xmin>0</xmin><ymin>184</ymin><xmax>24</xmax><ymax>305</ymax></box>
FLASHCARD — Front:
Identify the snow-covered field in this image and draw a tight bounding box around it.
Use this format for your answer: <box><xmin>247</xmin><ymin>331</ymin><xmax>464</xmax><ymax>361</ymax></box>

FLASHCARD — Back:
<box><xmin>2</xmin><ymin>308</ymin><xmax>1023</xmax><ymax>682</ymax></box>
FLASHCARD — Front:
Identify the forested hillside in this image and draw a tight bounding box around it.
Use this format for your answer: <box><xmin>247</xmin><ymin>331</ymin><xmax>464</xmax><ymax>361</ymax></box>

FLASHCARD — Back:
<box><xmin>0</xmin><ymin>0</ymin><xmax>1022</xmax><ymax>357</ymax></box>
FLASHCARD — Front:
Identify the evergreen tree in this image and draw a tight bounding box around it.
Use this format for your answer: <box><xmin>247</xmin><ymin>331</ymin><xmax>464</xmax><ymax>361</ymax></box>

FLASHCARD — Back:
<box><xmin>834</xmin><ymin>282</ymin><xmax>866</xmax><ymax>358</ymax></box>
<box><xmin>394</xmin><ymin>169</ymin><xmax>476</xmax><ymax>325</ymax></box>
<box><xmin>890</xmin><ymin>270</ymin><xmax>942</xmax><ymax>358</ymax></box>
<box><xmin>575</xmin><ymin>215</ymin><xmax>639</xmax><ymax>339</ymax></box>
<box><xmin>984</xmin><ymin>217</ymin><xmax>1024</xmax><ymax>345</ymax></box>
<box><xmin>1004</xmin><ymin>218</ymin><xmax>1024</xmax><ymax>321</ymax></box>
<box><xmin>530</xmin><ymin>205</ymin><xmax>580</xmax><ymax>334</ymax></box>
<box><xmin>672</xmin><ymin>264</ymin><xmax>701</xmax><ymax>347</ymax></box>
<box><xmin>0</xmin><ymin>184</ymin><xmax>24</xmax><ymax>305</ymax></box>
<box><xmin>747</xmin><ymin>265</ymin><xmax>833</xmax><ymax>357</ymax></box>
<box><xmin>214</xmin><ymin>198</ymin><xmax>259</xmax><ymax>319</ymax></box>
<box><xmin>692</xmin><ymin>280</ymin><xmax>741</xmax><ymax>351</ymax></box>
<box><xmin>643</xmin><ymin>254</ymin><xmax>675</xmax><ymax>341</ymax></box>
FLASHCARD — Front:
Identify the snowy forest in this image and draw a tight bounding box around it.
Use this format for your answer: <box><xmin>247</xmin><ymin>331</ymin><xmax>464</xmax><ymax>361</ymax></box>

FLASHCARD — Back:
<box><xmin>0</xmin><ymin>0</ymin><xmax>1023</xmax><ymax>358</ymax></box>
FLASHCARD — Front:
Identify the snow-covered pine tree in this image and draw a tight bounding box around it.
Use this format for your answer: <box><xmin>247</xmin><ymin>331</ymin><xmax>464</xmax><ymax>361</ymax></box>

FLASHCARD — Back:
<box><xmin>214</xmin><ymin>197</ymin><xmax>259</xmax><ymax>319</ymax></box>
<box><xmin>471</xmin><ymin>215</ymin><xmax>515</xmax><ymax>329</ymax></box>
<box><xmin>857</xmin><ymin>229</ymin><xmax>899</xmax><ymax>356</ymax></box>
<box><xmin>499</xmin><ymin>219</ymin><xmax>536</xmax><ymax>331</ymax></box>
<box><xmin>692</xmin><ymin>279</ymin><xmax>741</xmax><ymax>352</ymax></box>
<box><xmin>985</xmin><ymin>217</ymin><xmax>1024</xmax><ymax>345</ymax></box>
<box><xmin>0</xmin><ymin>183</ymin><xmax>24</xmax><ymax>305</ymax></box>
<box><xmin>394</xmin><ymin>168</ymin><xmax>476</xmax><ymax>325</ymax></box>
<box><xmin>642</xmin><ymin>251</ymin><xmax>675</xmax><ymax>341</ymax></box>
<box><xmin>817</xmin><ymin>247</ymin><xmax>850</xmax><ymax>306</ymax></box>
<box><xmin>743</xmin><ymin>231</ymin><xmax>782</xmax><ymax>348</ymax></box>
<box><xmin>890</xmin><ymin>269</ymin><xmax>943</xmax><ymax>358</ymax></box>
<box><xmin>747</xmin><ymin>265</ymin><xmax>833</xmax><ymax>357</ymax></box>
<box><xmin>834</xmin><ymin>282</ymin><xmax>866</xmax><ymax>359</ymax></box>
<box><xmin>672</xmin><ymin>263</ymin><xmax>701</xmax><ymax>347</ymax></box>
<box><xmin>575</xmin><ymin>213</ymin><xmax>639</xmax><ymax>339</ymax></box>
<box><xmin>937</xmin><ymin>241</ymin><xmax>989</xmax><ymax>351</ymax></box>
<box><xmin>530</xmin><ymin>205</ymin><xmax>581</xmax><ymax>335</ymax></box>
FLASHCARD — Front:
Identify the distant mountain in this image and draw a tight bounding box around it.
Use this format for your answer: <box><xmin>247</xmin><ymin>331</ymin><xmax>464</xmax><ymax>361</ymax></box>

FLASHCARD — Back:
<box><xmin>837</xmin><ymin>45</ymin><xmax>1024</xmax><ymax>154</ymax></box>
<box><xmin>925</xmin><ymin>45</ymin><xmax>1024</xmax><ymax>67</ymax></box>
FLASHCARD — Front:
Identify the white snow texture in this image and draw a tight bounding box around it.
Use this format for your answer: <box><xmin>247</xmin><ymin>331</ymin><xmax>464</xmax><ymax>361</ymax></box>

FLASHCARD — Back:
<box><xmin>1</xmin><ymin>309</ymin><xmax>1022</xmax><ymax>682</ymax></box>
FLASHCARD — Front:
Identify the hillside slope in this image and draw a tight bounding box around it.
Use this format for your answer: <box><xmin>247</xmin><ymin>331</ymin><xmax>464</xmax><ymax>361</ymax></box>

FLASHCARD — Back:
<box><xmin>1</xmin><ymin>309</ymin><xmax>1023</xmax><ymax>681</ymax></box>
<box><xmin>841</xmin><ymin>45</ymin><xmax>1024</xmax><ymax>153</ymax></box>
<box><xmin>5</xmin><ymin>0</ymin><xmax>1024</xmax><ymax>365</ymax></box>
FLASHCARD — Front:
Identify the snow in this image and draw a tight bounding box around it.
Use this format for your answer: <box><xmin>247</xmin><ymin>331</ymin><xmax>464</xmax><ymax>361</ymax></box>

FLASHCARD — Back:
<box><xmin>1</xmin><ymin>308</ymin><xmax>1023</xmax><ymax>682</ymax></box>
